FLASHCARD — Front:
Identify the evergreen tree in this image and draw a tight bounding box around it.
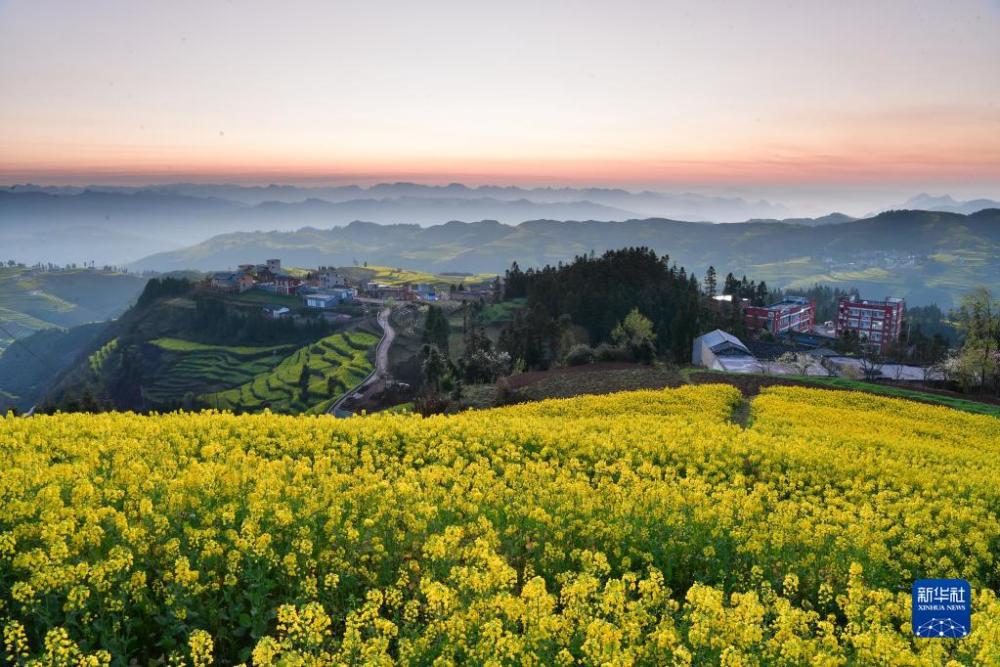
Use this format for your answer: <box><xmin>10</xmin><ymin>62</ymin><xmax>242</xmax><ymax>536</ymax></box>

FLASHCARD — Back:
<box><xmin>298</xmin><ymin>359</ymin><xmax>312</xmax><ymax>399</ymax></box>
<box><xmin>421</xmin><ymin>305</ymin><xmax>450</xmax><ymax>354</ymax></box>
<box><xmin>498</xmin><ymin>247</ymin><xmax>705</xmax><ymax>365</ymax></box>
<box><xmin>704</xmin><ymin>266</ymin><xmax>717</xmax><ymax>298</ymax></box>
<box><xmin>419</xmin><ymin>344</ymin><xmax>447</xmax><ymax>393</ymax></box>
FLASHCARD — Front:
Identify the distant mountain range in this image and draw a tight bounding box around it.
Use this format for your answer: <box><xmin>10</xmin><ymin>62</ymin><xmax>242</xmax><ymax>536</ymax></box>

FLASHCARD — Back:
<box><xmin>898</xmin><ymin>193</ymin><xmax>1000</xmax><ymax>215</ymax></box>
<box><xmin>3</xmin><ymin>183</ymin><xmax>998</xmax><ymax>271</ymax></box>
<box><xmin>7</xmin><ymin>182</ymin><xmax>789</xmax><ymax>219</ymax></box>
<box><xmin>1</xmin><ymin>183</ymin><xmax>793</xmax><ymax>264</ymax></box>
<box><xmin>746</xmin><ymin>212</ymin><xmax>857</xmax><ymax>227</ymax></box>
<box><xmin>132</xmin><ymin>209</ymin><xmax>1000</xmax><ymax>307</ymax></box>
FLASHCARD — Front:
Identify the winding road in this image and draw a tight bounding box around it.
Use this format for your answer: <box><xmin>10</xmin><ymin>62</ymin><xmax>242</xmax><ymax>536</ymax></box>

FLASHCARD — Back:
<box><xmin>327</xmin><ymin>307</ymin><xmax>395</xmax><ymax>416</ymax></box>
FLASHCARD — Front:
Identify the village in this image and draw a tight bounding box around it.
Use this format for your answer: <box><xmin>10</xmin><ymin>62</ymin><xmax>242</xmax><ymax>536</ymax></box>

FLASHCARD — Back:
<box><xmin>207</xmin><ymin>258</ymin><xmax>501</xmax><ymax>317</ymax></box>
<box><xmin>208</xmin><ymin>259</ymin><xmax>939</xmax><ymax>384</ymax></box>
<box><xmin>692</xmin><ymin>292</ymin><xmax>944</xmax><ymax>382</ymax></box>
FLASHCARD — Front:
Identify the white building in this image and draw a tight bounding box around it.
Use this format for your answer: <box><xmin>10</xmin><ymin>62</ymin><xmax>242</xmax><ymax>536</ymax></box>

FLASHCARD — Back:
<box><xmin>692</xmin><ymin>329</ymin><xmax>762</xmax><ymax>373</ymax></box>
<box><xmin>303</xmin><ymin>288</ymin><xmax>357</xmax><ymax>309</ymax></box>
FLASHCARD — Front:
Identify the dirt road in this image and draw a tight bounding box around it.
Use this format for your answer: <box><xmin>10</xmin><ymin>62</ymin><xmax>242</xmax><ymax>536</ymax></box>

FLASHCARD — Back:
<box><xmin>328</xmin><ymin>307</ymin><xmax>394</xmax><ymax>416</ymax></box>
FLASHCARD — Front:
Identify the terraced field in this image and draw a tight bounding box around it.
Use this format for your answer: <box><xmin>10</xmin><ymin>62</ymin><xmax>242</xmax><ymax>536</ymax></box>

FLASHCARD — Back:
<box><xmin>202</xmin><ymin>331</ymin><xmax>378</xmax><ymax>414</ymax></box>
<box><xmin>338</xmin><ymin>264</ymin><xmax>498</xmax><ymax>287</ymax></box>
<box><xmin>141</xmin><ymin>338</ymin><xmax>296</xmax><ymax>405</ymax></box>
<box><xmin>0</xmin><ymin>267</ymin><xmax>146</xmax><ymax>353</ymax></box>
<box><xmin>87</xmin><ymin>338</ymin><xmax>118</xmax><ymax>373</ymax></box>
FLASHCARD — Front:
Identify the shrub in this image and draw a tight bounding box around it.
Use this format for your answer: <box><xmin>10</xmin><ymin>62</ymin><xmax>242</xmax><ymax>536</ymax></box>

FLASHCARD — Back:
<box><xmin>564</xmin><ymin>343</ymin><xmax>595</xmax><ymax>366</ymax></box>
<box><xmin>494</xmin><ymin>376</ymin><xmax>516</xmax><ymax>405</ymax></box>
<box><xmin>594</xmin><ymin>342</ymin><xmax>632</xmax><ymax>363</ymax></box>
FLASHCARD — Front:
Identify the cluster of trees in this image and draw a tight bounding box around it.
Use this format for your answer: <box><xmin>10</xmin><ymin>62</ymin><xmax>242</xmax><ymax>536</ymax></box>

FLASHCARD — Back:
<box><xmin>903</xmin><ymin>304</ymin><xmax>961</xmax><ymax>344</ymax></box>
<box><xmin>136</xmin><ymin>276</ymin><xmax>192</xmax><ymax>307</ymax></box>
<box><xmin>943</xmin><ymin>287</ymin><xmax>1000</xmax><ymax>394</ymax></box>
<box><xmin>504</xmin><ymin>248</ymin><xmax>706</xmax><ymax>366</ymax></box>
<box><xmin>417</xmin><ymin>303</ymin><xmax>513</xmax><ymax>412</ymax></box>
<box><xmin>190</xmin><ymin>296</ymin><xmax>333</xmax><ymax>345</ymax></box>
<box><xmin>717</xmin><ymin>270</ymin><xmax>770</xmax><ymax>306</ymax></box>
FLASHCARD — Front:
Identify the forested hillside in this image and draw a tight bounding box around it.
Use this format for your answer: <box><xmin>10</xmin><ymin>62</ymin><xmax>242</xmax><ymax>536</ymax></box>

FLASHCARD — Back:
<box><xmin>132</xmin><ymin>209</ymin><xmax>1000</xmax><ymax>307</ymax></box>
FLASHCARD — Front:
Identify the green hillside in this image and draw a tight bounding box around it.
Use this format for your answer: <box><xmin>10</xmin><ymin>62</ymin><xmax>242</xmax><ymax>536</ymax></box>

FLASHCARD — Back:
<box><xmin>0</xmin><ymin>267</ymin><xmax>147</xmax><ymax>352</ymax></box>
<box><xmin>337</xmin><ymin>264</ymin><xmax>497</xmax><ymax>287</ymax></box>
<box><xmin>202</xmin><ymin>331</ymin><xmax>378</xmax><ymax>414</ymax></box>
<box><xmin>87</xmin><ymin>338</ymin><xmax>119</xmax><ymax>374</ymax></box>
<box><xmin>132</xmin><ymin>210</ymin><xmax>1000</xmax><ymax>307</ymax></box>
<box><xmin>138</xmin><ymin>338</ymin><xmax>297</xmax><ymax>405</ymax></box>
<box><xmin>0</xmin><ymin>323</ymin><xmax>108</xmax><ymax>413</ymax></box>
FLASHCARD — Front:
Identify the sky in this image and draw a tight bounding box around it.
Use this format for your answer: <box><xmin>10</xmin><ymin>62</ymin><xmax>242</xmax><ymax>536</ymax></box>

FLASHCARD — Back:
<box><xmin>1</xmin><ymin>0</ymin><xmax>999</xmax><ymax>201</ymax></box>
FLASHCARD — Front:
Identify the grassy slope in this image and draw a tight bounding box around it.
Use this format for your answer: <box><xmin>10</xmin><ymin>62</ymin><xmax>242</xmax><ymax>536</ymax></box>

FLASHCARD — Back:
<box><xmin>796</xmin><ymin>375</ymin><xmax>1000</xmax><ymax>417</ymax></box>
<box><xmin>447</xmin><ymin>297</ymin><xmax>524</xmax><ymax>358</ymax></box>
<box><xmin>221</xmin><ymin>291</ymin><xmax>302</xmax><ymax>308</ymax></box>
<box><xmin>682</xmin><ymin>367</ymin><xmax>1000</xmax><ymax>418</ymax></box>
<box><xmin>337</xmin><ymin>264</ymin><xmax>497</xmax><ymax>287</ymax></box>
<box><xmin>151</xmin><ymin>337</ymin><xmax>294</xmax><ymax>355</ymax></box>
<box><xmin>0</xmin><ymin>322</ymin><xmax>109</xmax><ymax>412</ymax></box>
<box><xmin>88</xmin><ymin>339</ymin><xmax>119</xmax><ymax>374</ymax></box>
<box><xmin>202</xmin><ymin>331</ymin><xmax>378</xmax><ymax>414</ymax></box>
<box><xmin>0</xmin><ymin>267</ymin><xmax>146</xmax><ymax>352</ymax></box>
<box><xmin>745</xmin><ymin>248</ymin><xmax>998</xmax><ymax>307</ymax></box>
<box><xmin>141</xmin><ymin>339</ymin><xmax>297</xmax><ymax>404</ymax></box>
<box><xmin>441</xmin><ymin>361</ymin><xmax>1000</xmax><ymax>419</ymax></box>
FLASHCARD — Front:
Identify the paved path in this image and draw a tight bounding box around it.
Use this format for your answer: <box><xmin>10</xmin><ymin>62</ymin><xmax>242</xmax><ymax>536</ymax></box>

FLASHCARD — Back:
<box><xmin>328</xmin><ymin>307</ymin><xmax>394</xmax><ymax>416</ymax></box>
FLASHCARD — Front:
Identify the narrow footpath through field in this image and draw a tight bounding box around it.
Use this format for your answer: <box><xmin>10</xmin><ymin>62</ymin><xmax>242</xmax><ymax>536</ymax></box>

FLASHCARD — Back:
<box><xmin>730</xmin><ymin>396</ymin><xmax>752</xmax><ymax>428</ymax></box>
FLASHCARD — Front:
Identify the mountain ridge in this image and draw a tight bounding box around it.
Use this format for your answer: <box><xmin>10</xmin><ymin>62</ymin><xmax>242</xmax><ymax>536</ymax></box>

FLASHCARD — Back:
<box><xmin>131</xmin><ymin>209</ymin><xmax>1000</xmax><ymax>308</ymax></box>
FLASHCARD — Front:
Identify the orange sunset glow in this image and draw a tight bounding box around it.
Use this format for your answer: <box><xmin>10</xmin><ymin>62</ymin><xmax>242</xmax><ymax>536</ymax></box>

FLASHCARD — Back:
<box><xmin>2</xmin><ymin>0</ymin><xmax>999</xmax><ymax>192</ymax></box>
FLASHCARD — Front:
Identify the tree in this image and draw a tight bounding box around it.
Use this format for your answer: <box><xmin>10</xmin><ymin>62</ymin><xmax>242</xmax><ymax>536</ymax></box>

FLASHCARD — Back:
<box><xmin>422</xmin><ymin>305</ymin><xmax>450</xmax><ymax>354</ymax></box>
<box><xmin>498</xmin><ymin>305</ymin><xmax>571</xmax><ymax>371</ymax></box>
<box><xmin>459</xmin><ymin>323</ymin><xmax>510</xmax><ymax>384</ymax></box>
<box><xmin>954</xmin><ymin>287</ymin><xmax>1000</xmax><ymax>393</ymax></box>
<box><xmin>499</xmin><ymin>248</ymin><xmax>704</xmax><ymax>365</ymax></box>
<box><xmin>754</xmin><ymin>281</ymin><xmax>769</xmax><ymax>307</ymax></box>
<box><xmin>915</xmin><ymin>333</ymin><xmax>949</xmax><ymax>384</ymax></box>
<box><xmin>835</xmin><ymin>329</ymin><xmax>860</xmax><ymax>355</ymax></box>
<box><xmin>419</xmin><ymin>344</ymin><xmax>447</xmax><ymax>393</ymax></box>
<box><xmin>777</xmin><ymin>351</ymin><xmax>812</xmax><ymax>376</ymax></box>
<box><xmin>611</xmin><ymin>308</ymin><xmax>657</xmax><ymax>364</ymax></box>
<box><xmin>858</xmin><ymin>343</ymin><xmax>885</xmax><ymax>382</ymax></box>
<box><xmin>298</xmin><ymin>360</ymin><xmax>312</xmax><ymax>401</ymax></box>
<box><xmin>704</xmin><ymin>266</ymin><xmax>717</xmax><ymax>298</ymax></box>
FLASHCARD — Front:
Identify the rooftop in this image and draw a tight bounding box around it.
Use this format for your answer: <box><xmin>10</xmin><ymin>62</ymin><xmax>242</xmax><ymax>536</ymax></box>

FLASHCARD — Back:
<box><xmin>698</xmin><ymin>329</ymin><xmax>752</xmax><ymax>356</ymax></box>
<box><xmin>842</xmin><ymin>295</ymin><xmax>905</xmax><ymax>307</ymax></box>
<box><xmin>757</xmin><ymin>297</ymin><xmax>812</xmax><ymax>313</ymax></box>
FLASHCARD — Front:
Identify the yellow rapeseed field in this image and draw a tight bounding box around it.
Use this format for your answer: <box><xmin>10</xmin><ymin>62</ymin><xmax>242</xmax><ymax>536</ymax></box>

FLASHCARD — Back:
<box><xmin>2</xmin><ymin>385</ymin><xmax>1000</xmax><ymax>665</ymax></box>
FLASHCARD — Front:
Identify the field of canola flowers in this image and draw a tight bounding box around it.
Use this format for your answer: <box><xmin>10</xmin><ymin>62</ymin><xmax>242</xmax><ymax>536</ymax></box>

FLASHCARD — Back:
<box><xmin>2</xmin><ymin>385</ymin><xmax>1000</xmax><ymax>665</ymax></box>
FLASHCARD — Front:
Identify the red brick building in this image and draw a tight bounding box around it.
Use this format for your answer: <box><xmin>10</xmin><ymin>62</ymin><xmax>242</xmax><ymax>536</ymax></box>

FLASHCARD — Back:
<box><xmin>744</xmin><ymin>297</ymin><xmax>816</xmax><ymax>334</ymax></box>
<box><xmin>835</xmin><ymin>295</ymin><xmax>905</xmax><ymax>353</ymax></box>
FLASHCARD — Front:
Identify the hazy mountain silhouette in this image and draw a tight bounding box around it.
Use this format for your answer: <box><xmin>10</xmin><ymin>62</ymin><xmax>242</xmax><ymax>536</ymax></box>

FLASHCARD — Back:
<box><xmin>900</xmin><ymin>193</ymin><xmax>1000</xmax><ymax>215</ymax></box>
<box><xmin>131</xmin><ymin>209</ymin><xmax>1000</xmax><ymax>307</ymax></box>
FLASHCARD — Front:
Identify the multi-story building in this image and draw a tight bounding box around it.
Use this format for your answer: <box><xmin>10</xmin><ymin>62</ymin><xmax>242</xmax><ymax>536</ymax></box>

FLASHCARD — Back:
<box><xmin>309</xmin><ymin>267</ymin><xmax>346</xmax><ymax>289</ymax></box>
<box><xmin>273</xmin><ymin>273</ymin><xmax>302</xmax><ymax>296</ymax></box>
<box><xmin>744</xmin><ymin>297</ymin><xmax>816</xmax><ymax>335</ymax></box>
<box><xmin>835</xmin><ymin>295</ymin><xmax>905</xmax><ymax>352</ymax></box>
<box><xmin>209</xmin><ymin>271</ymin><xmax>254</xmax><ymax>293</ymax></box>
